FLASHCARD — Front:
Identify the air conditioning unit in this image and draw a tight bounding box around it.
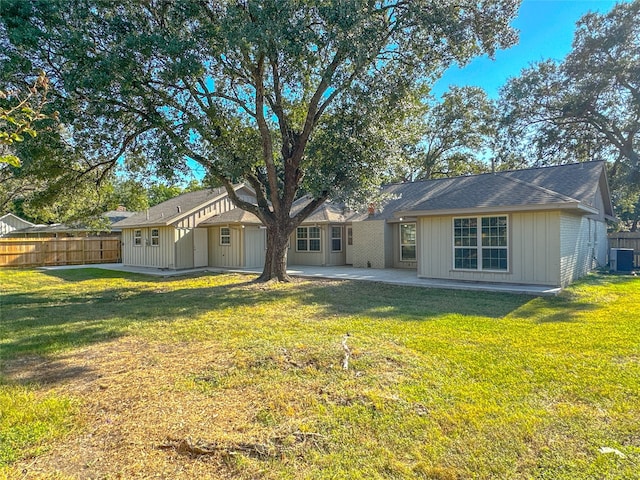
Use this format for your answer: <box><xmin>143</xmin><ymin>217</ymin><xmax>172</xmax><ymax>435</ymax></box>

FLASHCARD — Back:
<box><xmin>610</xmin><ymin>248</ymin><xmax>634</xmax><ymax>273</ymax></box>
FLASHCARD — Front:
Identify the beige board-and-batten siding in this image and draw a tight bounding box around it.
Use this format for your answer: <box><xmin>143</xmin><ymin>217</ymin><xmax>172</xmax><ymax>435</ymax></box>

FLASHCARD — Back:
<box><xmin>559</xmin><ymin>213</ymin><xmax>608</xmax><ymax>287</ymax></box>
<box><xmin>244</xmin><ymin>226</ymin><xmax>266</xmax><ymax>268</ymax></box>
<box><xmin>208</xmin><ymin>226</ymin><xmax>243</xmax><ymax>268</ymax></box>
<box><xmin>174</xmin><ymin>228</ymin><xmax>195</xmax><ymax>269</ymax></box>
<box><xmin>287</xmin><ymin>225</ymin><xmax>347</xmax><ymax>267</ymax></box>
<box><xmin>119</xmin><ymin>187</ymin><xmax>255</xmax><ymax>269</ymax></box>
<box><xmin>121</xmin><ymin>226</ymin><xmax>175</xmax><ymax>268</ymax></box>
<box><xmin>417</xmin><ymin>211</ymin><xmax>563</xmax><ymax>287</ymax></box>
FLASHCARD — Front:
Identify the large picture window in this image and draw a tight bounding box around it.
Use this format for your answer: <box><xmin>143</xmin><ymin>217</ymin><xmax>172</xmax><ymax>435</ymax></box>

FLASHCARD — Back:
<box><xmin>297</xmin><ymin>226</ymin><xmax>321</xmax><ymax>252</ymax></box>
<box><xmin>400</xmin><ymin>223</ymin><xmax>416</xmax><ymax>261</ymax></box>
<box><xmin>453</xmin><ymin>216</ymin><xmax>508</xmax><ymax>271</ymax></box>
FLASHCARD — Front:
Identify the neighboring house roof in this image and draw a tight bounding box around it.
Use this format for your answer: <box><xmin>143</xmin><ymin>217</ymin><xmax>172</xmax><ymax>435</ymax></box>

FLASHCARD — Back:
<box><xmin>112</xmin><ymin>185</ymin><xmax>243</xmax><ymax>228</ymax></box>
<box><xmin>8</xmin><ymin>224</ymin><xmax>88</xmax><ymax>235</ymax></box>
<box><xmin>104</xmin><ymin>210</ymin><xmax>137</xmax><ymax>226</ymax></box>
<box><xmin>7</xmin><ymin>210</ymin><xmax>137</xmax><ymax>236</ymax></box>
<box><xmin>381</xmin><ymin>161</ymin><xmax>613</xmax><ymax>219</ymax></box>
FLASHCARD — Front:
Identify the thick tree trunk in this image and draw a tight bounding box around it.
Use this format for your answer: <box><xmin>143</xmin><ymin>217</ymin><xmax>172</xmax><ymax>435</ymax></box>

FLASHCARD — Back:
<box><xmin>257</xmin><ymin>224</ymin><xmax>292</xmax><ymax>282</ymax></box>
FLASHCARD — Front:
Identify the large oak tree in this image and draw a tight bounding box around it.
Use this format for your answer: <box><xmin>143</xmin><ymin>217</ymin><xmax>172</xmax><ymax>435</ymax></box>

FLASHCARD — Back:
<box><xmin>1</xmin><ymin>0</ymin><xmax>519</xmax><ymax>280</ymax></box>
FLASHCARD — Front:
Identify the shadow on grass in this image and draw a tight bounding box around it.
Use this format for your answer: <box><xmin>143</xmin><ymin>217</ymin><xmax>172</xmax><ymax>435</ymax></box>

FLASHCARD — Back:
<box><xmin>509</xmin><ymin>295</ymin><xmax>598</xmax><ymax>323</ymax></box>
<box><xmin>507</xmin><ymin>274</ymin><xmax>640</xmax><ymax>323</ymax></box>
<box><xmin>10</xmin><ymin>268</ymin><xmax>624</xmax><ymax>365</ymax></box>
<box><xmin>4</xmin><ymin>359</ymin><xmax>96</xmax><ymax>386</ymax></box>
<box><xmin>41</xmin><ymin>267</ymin><xmax>168</xmax><ymax>283</ymax></box>
<box><xmin>2</xmin><ymin>268</ymin><xmax>538</xmax><ymax>360</ymax></box>
<box><xmin>296</xmin><ymin>279</ymin><xmax>533</xmax><ymax>320</ymax></box>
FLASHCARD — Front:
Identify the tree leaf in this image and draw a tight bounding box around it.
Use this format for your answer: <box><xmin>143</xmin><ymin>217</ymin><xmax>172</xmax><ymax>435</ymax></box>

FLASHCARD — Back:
<box><xmin>0</xmin><ymin>154</ymin><xmax>21</xmax><ymax>167</ymax></box>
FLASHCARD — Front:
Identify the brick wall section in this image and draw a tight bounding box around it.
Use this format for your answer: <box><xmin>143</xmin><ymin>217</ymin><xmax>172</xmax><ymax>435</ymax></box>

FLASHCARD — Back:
<box><xmin>352</xmin><ymin>220</ymin><xmax>387</xmax><ymax>268</ymax></box>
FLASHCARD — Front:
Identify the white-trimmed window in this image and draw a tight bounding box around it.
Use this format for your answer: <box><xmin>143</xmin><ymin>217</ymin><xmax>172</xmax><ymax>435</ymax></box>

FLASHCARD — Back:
<box><xmin>220</xmin><ymin>227</ymin><xmax>231</xmax><ymax>245</ymax></box>
<box><xmin>133</xmin><ymin>229</ymin><xmax>142</xmax><ymax>246</ymax></box>
<box><xmin>297</xmin><ymin>226</ymin><xmax>321</xmax><ymax>252</ymax></box>
<box><xmin>151</xmin><ymin>228</ymin><xmax>159</xmax><ymax>246</ymax></box>
<box><xmin>453</xmin><ymin>216</ymin><xmax>508</xmax><ymax>271</ymax></box>
<box><xmin>400</xmin><ymin>223</ymin><xmax>416</xmax><ymax>261</ymax></box>
<box><xmin>331</xmin><ymin>226</ymin><xmax>342</xmax><ymax>252</ymax></box>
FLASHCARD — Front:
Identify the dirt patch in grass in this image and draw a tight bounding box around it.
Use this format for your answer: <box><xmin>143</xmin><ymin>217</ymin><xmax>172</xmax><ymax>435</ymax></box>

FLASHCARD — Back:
<box><xmin>4</xmin><ymin>338</ymin><xmax>283</xmax><ymax>479</ymax></box>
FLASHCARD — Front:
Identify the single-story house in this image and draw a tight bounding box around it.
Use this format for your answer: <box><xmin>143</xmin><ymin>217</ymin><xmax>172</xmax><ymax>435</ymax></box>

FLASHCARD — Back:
<box><xmin>113</xmin><ymin>184</ymin><xmax>257</xmax><ymax>269</ymax></box>
<box><xmin>0</xmin><ymin>213</ymin><xmax>35</xmax><ymax>237</ymax></box>
<box><xmin>201</xmin><ymin>197</ymin><xmax>359</xmax><ymax>268</ymax></box>
<box><xmin>113</xmin><ymin>161</ymin><xmax>614</xmax><ymax>288</ymax></box>
<box><xmin>354</xmin><ymin>161</ymin><xmax>614</xmax><ymax>287</ymax></box>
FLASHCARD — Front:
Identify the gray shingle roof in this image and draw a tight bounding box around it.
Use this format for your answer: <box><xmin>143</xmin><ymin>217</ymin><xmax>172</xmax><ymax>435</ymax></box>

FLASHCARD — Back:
<box><xmin>202</xmin><ymin>197</ymin><xmax>358</xmax><ymax>226</ymax></box>
<box><xmin>112</xmin><ymin>186</ymin><xmax>229</xmax><ymax>228</ymax></box>
<box><xmin>103</xmin><ymin>210</ymin><xmax>136</xmax><ymax>227</ymax></box>
<box><xmin>500</xmin><ymin>162</ymin><xmax>606</xmax><ymax>207</ymax></box>
<box><xmin>114</xmin><ymin>163</ymin><xmax>612</xmax><ymax>228</ymax></box>
<box><xmin>375</xmin><ymin>161</ymin><xmax>611</xmax><ymax>219</ymax></box>
<box><xmin>201</xmin><ymin>208</ymin><xmax>262</xmax><ymax>225</ymax></box>
<box><xmin>290</xmin><ymin>197</ymin><xmax>357</xmax><ymax>223</ymax></box>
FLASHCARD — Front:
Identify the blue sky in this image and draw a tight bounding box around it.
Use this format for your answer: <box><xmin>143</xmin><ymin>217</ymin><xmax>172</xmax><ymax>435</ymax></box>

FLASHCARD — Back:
<box><xmin>431</xmin><ymin>0</ymin><xmax>623</xmax><ymax>99</ymax></box>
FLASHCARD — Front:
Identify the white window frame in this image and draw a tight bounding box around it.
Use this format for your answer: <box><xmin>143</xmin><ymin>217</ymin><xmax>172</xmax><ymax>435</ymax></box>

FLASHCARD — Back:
<box><xmin>400</xmin><ymin>223</ymin><xmax>417</xmax><ymax>262</ymax></box>
<box><xmin>150</xmin><ymin>228</ymin><xmax>159</xmax><ymax>246</ymax></box>
<box><xmin>220</xmin><ymin>227</ymin><xmax>231</xmax><ymax>245</ymax></box>
<box><xmin>296</xmin><ymin>226</ymin><xmax>321</xmax><ymax>252</ymax></box>
<box><xmin>331</xmin><ymin>226</ymin><xmax>342</xmax><ymax>252</ymax></box>
<box><xmin>452</xmin><ymin>215</ymin><xmax>509</xmax><ymax>272</ymax></box>
<box><xmin>133</xmin><ymin>229</ymin><xmax>142</xmax><ymax>246</ymax></box>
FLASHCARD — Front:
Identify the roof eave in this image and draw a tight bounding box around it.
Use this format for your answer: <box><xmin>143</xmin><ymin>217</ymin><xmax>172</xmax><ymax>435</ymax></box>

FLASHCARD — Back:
<box><xmin>118</xmin><ymin>184</ymin><xmax>247</xmax><ymax>229</ymax></box>
<box><xmin>169</xmin><ymin>187</ymin><xmax>242</xmax><ymax>226</ymax></box>
<box><xmin>116</xmin><ymin>220</ymin><xmax>173</xmax><ymax>228</ymax></box>
<box><xmin>598</xmin><ymin>163</ymin><xmax>615</xmax><ymax>217</ymax></box>
<box><xmin>395</xmin><ymin>202</ymin><xmax>595</xmax><ymax>218</ymax></box>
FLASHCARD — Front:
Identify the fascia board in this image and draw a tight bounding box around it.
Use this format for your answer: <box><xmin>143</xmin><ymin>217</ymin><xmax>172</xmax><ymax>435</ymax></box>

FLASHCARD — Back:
<box><xmin>394</xmin><ymin>202</ymin><xmax>593</xmax><ymax>218</ymax></box>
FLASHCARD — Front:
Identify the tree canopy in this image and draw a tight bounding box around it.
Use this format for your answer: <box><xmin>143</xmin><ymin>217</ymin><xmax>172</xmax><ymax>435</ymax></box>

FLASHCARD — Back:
<box><xmin>497</xmin><ymin>0</ymin><xmax>640</xmax><ymax>228</ymax></box>
<box><xmin>387</xmin><ymin>86</ymin><xmax>496</xmax><ymax>182</ymax></box>
<box><xmin>1</xmin><ymin>0</ymin><xmax>520</xmax><ymax>279</ymax></box>
<box><xmin>0</xmin><ymin>72</ymin><xmax>53</xmax><ymax>167</ymax></box>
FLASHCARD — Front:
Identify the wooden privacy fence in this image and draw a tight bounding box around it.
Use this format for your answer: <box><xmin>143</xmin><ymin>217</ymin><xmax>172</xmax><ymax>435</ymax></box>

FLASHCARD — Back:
<box><xmin>0</xmin><ymin>237</ymin><xmax>121</xmax><ymax>268</ymax></box>
<box><xmin>608</xmin><ymin>232</ymin><xmax>640</xmax><ymax>268</ymax></box>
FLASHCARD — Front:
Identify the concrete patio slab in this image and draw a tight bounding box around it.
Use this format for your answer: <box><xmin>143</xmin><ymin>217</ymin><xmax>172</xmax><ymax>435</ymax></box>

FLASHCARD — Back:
<box><xmin>40</xmin><ymin>263</ymin><xmax>561</xmax><ymax>295</ymax></box>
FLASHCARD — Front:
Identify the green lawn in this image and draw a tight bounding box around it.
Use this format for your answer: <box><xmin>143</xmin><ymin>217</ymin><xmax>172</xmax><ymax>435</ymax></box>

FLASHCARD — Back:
<box><xmin>1</xmin><ymin>268</ymin><xmax>639</xmax><ymax>479</ymax></box>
